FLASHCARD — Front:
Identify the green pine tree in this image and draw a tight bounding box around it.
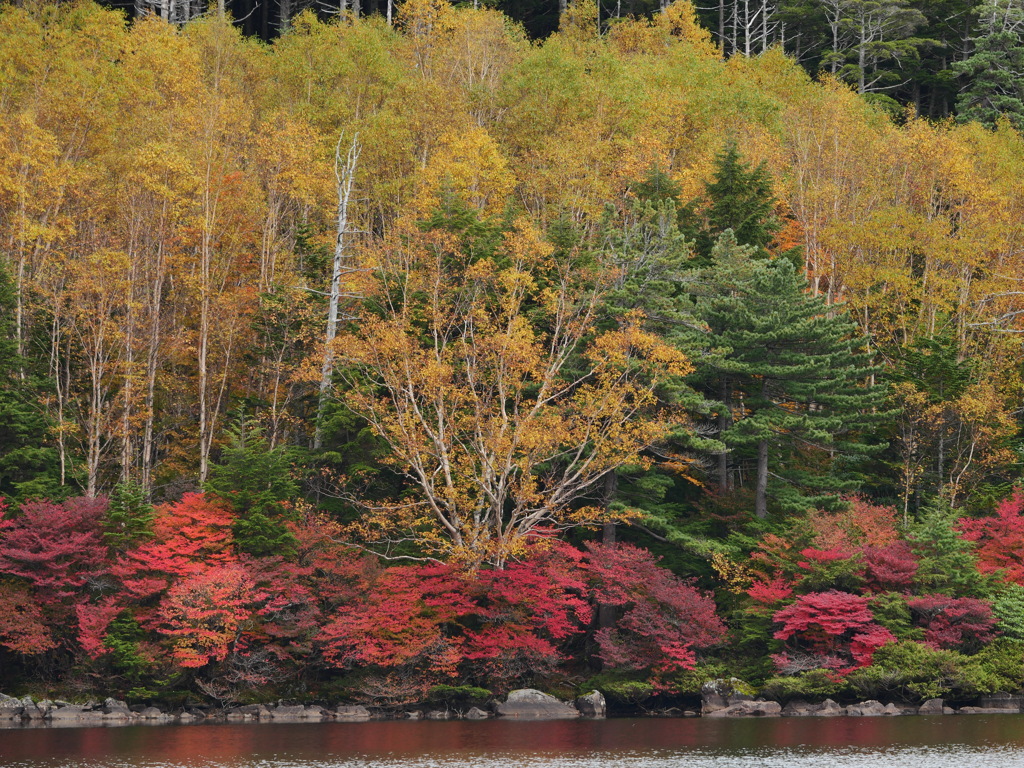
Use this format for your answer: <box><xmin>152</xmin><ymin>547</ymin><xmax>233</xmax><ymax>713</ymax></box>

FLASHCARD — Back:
<box><xmin>908</xmin><ymin>501</ymin><xmax>991</xmax><ymax>597</ymax></box>
<box><xmin>206</xmin><ymin>417</ymin><xmax>299</xmax><ymax>558</ymax></box>
<box><xmin>690</xmin><ymin>231</ymin><xmax>889</xmax><ymax>518</ymax></box>
<box><xmin>955</xmin><ymin>29</ymin><xmax>1024</xmax><ymax>129</ymax></box>
<box><xmin>681</xmin><ymin>143</ymin><xmax>784</xmax><ymax>265</ymax></box>
<box><xmin>103</xmin><ymin>480</ymin><xmax>156</xmax><ymax>554</ymax></box>
<box><xmin>0</xmin><ymin>261</ymin><xmax>62</xmax><ymax>502</ymax></box>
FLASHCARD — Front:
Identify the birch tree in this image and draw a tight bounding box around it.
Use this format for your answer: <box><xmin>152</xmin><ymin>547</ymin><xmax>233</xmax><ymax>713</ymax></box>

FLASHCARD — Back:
<box><xmin>336</xmin><ymin>215</ymin><xmax>692</xmax><ymax>568</ymax></box>
<box><xmin>315</xmin><ymin>133</ymin><xmax>360</xmax><ymax>451</ymax></box>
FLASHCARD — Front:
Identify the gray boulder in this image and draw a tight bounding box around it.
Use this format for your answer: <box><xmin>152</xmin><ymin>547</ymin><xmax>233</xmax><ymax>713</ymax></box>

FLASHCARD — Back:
<box><xmin>494</xmin><ymin>689</ymin><xmax>580</xmax><ymax>720</ymax></box>
<box><xmin>979</xmin><ymin>693</ymin><xmax>1023</xmax><ymax>711</ymax></box>
<box><xmin>575</xmin><ymin>690</ymin><xmax>606</xmax><ymax>719</ymax></box>
<box><xmin>465</xmin><ymin>707</ymin><xmax>490</xmax><ymax>720</ymax></box>
<box><xmin>21</xmin><ymin>698</ymin><xmax>46</xmax><ymax>720</ymax></box>
<box><xmin>704</xmin><ymin>700</ymin><xmax>781</xmax><ymax>718</ymax></box>
<box><xmin>813</xmin><ymin>699</ymin><xmax>846</xmax><ymax>717</ymax></box>
<box><xmin>0</xmin><ymin>693</ymin><xmax>23</xmax><ymax>721</ymax></box>
<box><xmin>426</xmin><ymin>710</ymin><xmax>452</xmax><ymax>720</ymax></box>
<box><xmin>918</xmin><ymin>698</ymin><xmax>944</xmax><ymax>715</ymax></box>
<box><xmin>103</xmin><ymin>697</ymin><xmax>130</xmax><ymax>713</ymax></box>
<box><xmin>846</xmin><ymin>700</ymin><xmax>890</xmax><ymax>717</ymax></box>
<box><xmin>333</xmin><ymin>705</ymin><xmax>371</xmax><ymax>722</ymax></box>
<box><xmin>270</xmin><ymin>704</ymin><xmax>321</xmax><ymax>720</ymax></box>
<box><xmin>237</xmin><ymin>704</ymin><xmax>272</xmax><ymax>719</ymax></box>
<box><xmin>781</xmin><ymin>700</ymin><xmax>815</xmax><ymax>717</ymax></box>
<box><xmin>701</xmin><ymin>678</ymin><xmax>754</xmax><ymax>715</ymax></box>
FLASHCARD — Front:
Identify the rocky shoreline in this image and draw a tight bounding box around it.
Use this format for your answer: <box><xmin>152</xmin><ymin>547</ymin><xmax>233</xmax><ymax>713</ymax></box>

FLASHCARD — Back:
<box><xmin>3</xmin><ymin>686</ymin><xmax>1023</xmax><ymax>728</ymax></box>
<box><xmin>0</xmin><ymin>689</ymin><xmax>606</xmax><ymax>728</ymax></box>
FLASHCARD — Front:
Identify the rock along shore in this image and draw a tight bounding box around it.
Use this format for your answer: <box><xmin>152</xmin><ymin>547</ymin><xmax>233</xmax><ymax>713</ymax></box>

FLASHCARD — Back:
<box><xmin>0</xmin><ymin>689</ymin><xmax>607</xmax><ymax>727</ymax></box>
<box><xmin>3</xmin><ymin>686</ymin><xmax>1023</xmax><ymax>727</ymax></box>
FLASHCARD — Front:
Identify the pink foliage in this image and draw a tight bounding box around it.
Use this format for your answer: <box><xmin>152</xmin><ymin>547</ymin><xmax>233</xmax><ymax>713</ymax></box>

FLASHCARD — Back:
<box><xmin>861</xmin><ymin>541</ymin><xmax>918</xmax><ymax>592</ymax></box>
<box><xmin>798</xmin><ymin>547</ymin><xmax>854</xmax><ymax>569</ymax></box>
<box><xmin>115</xmin><ymin>493</ymin><xmax>237</xmax><ymax>602</ymax></box>
<box><xmin>849</xmin><ymin>625</ymin><xmax>897</xmax><ymax>666</ymax></box>
<box><xmin>772</xmin><ymin>590</ymin><xmax>893</xmax><ymax>671</ymax></box>
<box><xmin>466</xmin><ymin>543</ymin><xmax>591</xmax><ymax>673</ymax></box>
<box><xmin>747</xmin><ymin>577</ymin><xmax>794</xmax><ymax>605</ymax></box>
<box><xmin>958</xmin><ymin>491</ymin><xmax>1024</xmax><ymax>584</ymax></box>
<box><xmin>0</xmin><ymin>496</ymin><xmax>107</xmax><ymax>604</ymax></box>
<box><xmin>773</xmin><ymin>591</ymin><xmax>874</xmax><ymax>640</ymax></box>
<box><xmin>159</xmin><ymin>563</ymin><xmax>257</xmax><ymax>668</ymax></box>
<box><xmin>76</xmin><ymin>598</ymin><xmax>122</xmax><ymax>659</ymax></box>
<box><xmin>907</xmin><ymin>594</ymin><xmax>996</xmax><ymax>651</ymax></box>
<box><xmin>318</xmin><ymin>563</ymin><xmax>472</xmax><ymax>676</ymax></box>
<box><xmin>0</xmin><ymin>581</ymin><xmax>55</xmax><ymax>654</ymax></box>
<box><xmin>586</xmin><ymin>542</ymin><xmax>726</xmax><ymax>676</ymax></box>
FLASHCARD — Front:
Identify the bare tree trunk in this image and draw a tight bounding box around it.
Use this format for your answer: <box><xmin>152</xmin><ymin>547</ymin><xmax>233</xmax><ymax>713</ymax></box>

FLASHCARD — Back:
<box><xmin>717</xmin><ymin>378</ymin><xmax>731</xmax><ymax>490</ymax></box>
<box><xmin>719</xmin><ymin>0</ymin><xmax>726</xmax><ymax>55</ymax></box>
<box><xmin>755</xmin><ymin>437</ymin><xmax>768</xmax><ymax>518</ymax></box>
<box><xmin>141</xmin><ymin>250</ymin><xmax>165</xmax><ymax>495</ymax></box>
<box><xmin>315</xmin><ymin>133</ymin><xmax>361</xmax><ymax>450</ymax></box>
<box><xmin>598</xmin><ymin>471</ymin><xmax>618</xmax><ymax>631</ymax></box>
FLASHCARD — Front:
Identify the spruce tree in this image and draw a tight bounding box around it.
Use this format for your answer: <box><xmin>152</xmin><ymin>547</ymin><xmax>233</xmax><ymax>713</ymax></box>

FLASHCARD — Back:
<box><xmin>681</xmin><ymin>143</ymin><xmax>783</xmax><ymax>265</ymax></box>
<box><xmin>206</xmin><ymin>417</ymin><xmax>299</xmax><ymax>558</ymax></box>
<box><xmin>691</xmin><ymin>232</ymin><xmax>887</xmax><ymax>518</ymax></box>
<box><xmin>955</xmin><ymin>1</ymin><xmax>1024</xmax><ymax>129</ymax></box>
<box><xmin>103</xmin><ymin>481</ymin><xmax>155</xmax><ymax>554</ymax></box>
<box><xmin>0</xmin><ymin>261</ymin><xmax>62</xmax><ymax>502</ymax></box>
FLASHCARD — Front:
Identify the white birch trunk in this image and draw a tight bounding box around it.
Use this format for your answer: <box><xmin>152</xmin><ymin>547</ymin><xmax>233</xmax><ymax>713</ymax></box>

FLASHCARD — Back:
<box><xmin>314</xmin><ymin>133</ymin><xmax>361</xmax><ymax>450</ymax></box>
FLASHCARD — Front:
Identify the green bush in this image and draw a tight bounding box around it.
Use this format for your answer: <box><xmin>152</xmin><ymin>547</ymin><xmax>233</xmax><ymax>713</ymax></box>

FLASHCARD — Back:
<box><xmin>972</xmin><ymin>638</ymin><xmax>1024</xmax><ymax>692</ymax></box>
<box><xmin>845</xmin><ymin>641</ymin><xmax>987</xmax><ymax>702</ymax></box>
<box><xmin>661</xmin><ymin>662</ymin><xmax>730</xmax><ymax>696</ymax></box>
<box><xmin>993</xmin><ymin>585</ymin><xmax>1024</xmax><ymax>640</ymax></box>
<box><xmin>584</xmin><ymin>672</ymin><xmax>655</xmax><ymax>706</ymax></box>
<box><xmin>870</xmin><ymin>592</ymin><xmax>923</xmax><ymax>641</ymax></box>
<box><xmin>426</xmin><ymin>685</ymin><xmax>493</xmax><ymax>709</ymax></box>
<box><xmin>759</xmin><ymin>670</ymin><xmax>849</xmax><ymax>703</ymax></box>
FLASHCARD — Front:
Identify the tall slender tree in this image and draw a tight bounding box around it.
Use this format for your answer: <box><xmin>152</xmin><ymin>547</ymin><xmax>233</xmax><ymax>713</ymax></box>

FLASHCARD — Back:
<box><xmin>691</xmin><ymin>232</ymin><xmax>887</xmax><ymax>517</ymax></box>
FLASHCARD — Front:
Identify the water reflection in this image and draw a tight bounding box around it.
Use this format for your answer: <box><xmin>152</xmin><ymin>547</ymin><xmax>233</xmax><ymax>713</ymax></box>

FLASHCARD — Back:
<box><xmin>3</xmin><ymin>717</ymin><xmax>1024</xmax><ymax>768</ymax></box>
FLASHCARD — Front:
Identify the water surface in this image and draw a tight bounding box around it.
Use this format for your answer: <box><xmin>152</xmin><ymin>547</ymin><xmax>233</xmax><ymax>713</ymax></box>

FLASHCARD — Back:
<box><xmin>4</xmin><ymin>716</ymin><xmax>1024</xmax><ymax>767</ymax></box>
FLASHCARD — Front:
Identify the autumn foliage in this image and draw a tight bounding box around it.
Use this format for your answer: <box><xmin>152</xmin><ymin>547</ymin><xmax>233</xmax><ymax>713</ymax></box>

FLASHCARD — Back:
<box><xmin>958</xmin><ymin>492</ymin><xmax>1024</xmax><ymax>584</ymax></box>
<box><xmin>3</xmin><ymin>0</ymin><xmax>1024</xmax><ymax>708</ymax></box>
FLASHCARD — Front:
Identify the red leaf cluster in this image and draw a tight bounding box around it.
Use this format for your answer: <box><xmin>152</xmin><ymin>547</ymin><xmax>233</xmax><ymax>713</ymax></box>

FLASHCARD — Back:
<box><xmin>772</xmin><ymin>590</ymin><xmax>893</xmax><ymax>671</ymax></box>
<box><xmin>587</xmin><ymin>542</ymin><xmax>726</xmax><ymax>676</ymax></box>
<box><xmin>907</xmin><ymin>594</ymin><xmax>996</xmax><ymax>651</ymax></box>
<box><xmin>958</xmin><ymin>491</ymin><xmax>1024</xmax><ymax>584</ymax></box>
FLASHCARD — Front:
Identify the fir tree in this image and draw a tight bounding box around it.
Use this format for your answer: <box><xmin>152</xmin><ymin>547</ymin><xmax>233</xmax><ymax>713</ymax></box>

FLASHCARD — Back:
<box><xmin>690</xmin><ymin>232</ymin><xmax>888</xmax><ymax>518</ymax></box>
<box><xmin>0</xmin><ymin>262</ymin><xmax>62</xmax><ymax>502</ymax></box>
<box><xmin>205</xmin><ymin>417</ymin><xmax>299</xmax><ymax>558</ymax></box>
<box><xmin>103</xmin><ymin>481</ymin><xmax>155</xmax><ymax>554</ymax></box>
<box><xmin>681</xmin><ymin>142</ymin><xmax>783</xmax><ymax>265</ymax></box>
<box><xmin>955</xmin><ymin>1</ymin><xmax>1024</xmax><ymax>129</ymax></box>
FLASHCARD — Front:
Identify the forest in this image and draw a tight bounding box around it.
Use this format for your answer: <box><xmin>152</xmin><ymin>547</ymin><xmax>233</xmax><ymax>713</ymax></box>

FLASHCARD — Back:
<box><xmin>88</xmin><ymin>0</ymin><xmax>1024</xmax><ymax>128</ymax></box>
<box><xmin>2</xmin><ymin>0</ymin><xmax>1024</xmax><ymax>710</ymax></box>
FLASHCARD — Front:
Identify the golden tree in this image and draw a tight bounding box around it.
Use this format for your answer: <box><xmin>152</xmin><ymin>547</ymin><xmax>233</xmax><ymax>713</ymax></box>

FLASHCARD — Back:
<box><xmin>337</xmin><ymin>217</ymin><xmax>691</xmax><ymax>568</ymax></box>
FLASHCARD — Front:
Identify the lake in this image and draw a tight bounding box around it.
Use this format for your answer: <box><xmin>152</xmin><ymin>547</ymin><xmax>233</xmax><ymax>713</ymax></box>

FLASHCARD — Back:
<box><xmin>4</xmin><ymin>717</ymin><xmax>1024</xmax><ymax>767</ymax></box>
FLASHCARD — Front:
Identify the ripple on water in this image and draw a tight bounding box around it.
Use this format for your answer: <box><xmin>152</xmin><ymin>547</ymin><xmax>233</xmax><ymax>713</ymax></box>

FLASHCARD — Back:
<box><xmin>6</xmin><ymin>717</ymin><xmax>1024</xmax><ymax>768</ymax></box>
<box><xmin>8</xmin><ymin>746</ymin><xmax>1024</xmax><ymax>768</ymax></box>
